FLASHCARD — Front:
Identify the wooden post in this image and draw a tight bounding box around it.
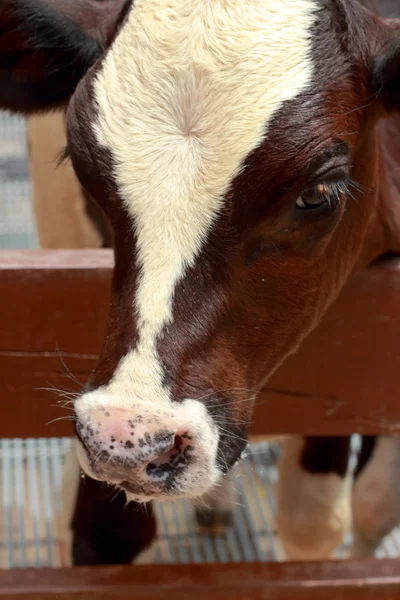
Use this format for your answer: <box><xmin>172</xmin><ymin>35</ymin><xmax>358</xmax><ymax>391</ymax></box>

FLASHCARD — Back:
<box><xmin>1</xmin><ymin>561</ymin><xmax>400</xmax><ymax>599</ymax></box>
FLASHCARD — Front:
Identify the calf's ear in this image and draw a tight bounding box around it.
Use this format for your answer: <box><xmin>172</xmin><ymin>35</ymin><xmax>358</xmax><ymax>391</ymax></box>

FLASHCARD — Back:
<box><xmin>0</xmin><ymin>0</ymin><xmax>128</xmax><ymax>114</ymax></box>
<box><xmin>333</xmin><ymin>1</ymin><xmax>400</xmax><ymax>115</ymax></box>
<box><xmin>370</xmin><ymin>27</ymin><xmax>400</xmax><ymax>114</ymax></box>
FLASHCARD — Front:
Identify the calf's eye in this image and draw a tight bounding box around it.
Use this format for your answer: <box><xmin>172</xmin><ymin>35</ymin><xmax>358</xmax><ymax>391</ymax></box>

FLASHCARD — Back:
<box><xmin>296</xmin><ymin>180</ymin><xmax>350</xmax><ymax>211</ymax></box>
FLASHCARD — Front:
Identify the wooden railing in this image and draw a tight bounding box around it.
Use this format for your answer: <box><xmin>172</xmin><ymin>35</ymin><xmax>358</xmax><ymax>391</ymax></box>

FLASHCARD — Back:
<box><xmin>1</xmin><ymin>249</ymin><xmax>400</xmax><ymax>597</ymax></box>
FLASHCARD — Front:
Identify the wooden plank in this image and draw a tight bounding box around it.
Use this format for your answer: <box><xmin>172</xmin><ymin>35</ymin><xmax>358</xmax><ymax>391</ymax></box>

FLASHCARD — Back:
<box><xmin>1</xmin><ymin>560</ymin><xmax>400</xmax><ymax>599</ymax></box>
<box><xmin>0</xmin><ymin>250</ymin><xmax>110</xmax><ymax>437</ymax></box>
<box><xmin>1</xmin><ymin>250</ymin><xmax>400</xmax><ymax>437</ymax></box>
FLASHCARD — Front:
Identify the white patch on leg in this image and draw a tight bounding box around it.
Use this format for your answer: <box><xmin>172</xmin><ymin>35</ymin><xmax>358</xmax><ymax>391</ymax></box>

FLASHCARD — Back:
<box><xmin>352</xmin><ymin>437</ymin><xmax>400</xmax><ymax>557</ymax></box>
<box><xmin>56</xmin><ymin>443</ymin><xmax>81</xmax><ymax>566</ymax></box>
<box><xmin>276</xmin><ymin>437</ymin><xmax>352</xmax><ymax>560</ymax></box>
<box><xmin>134</xmin><ymin>542</ymin><xmax>158</xmax><ymax>564</ymax></box>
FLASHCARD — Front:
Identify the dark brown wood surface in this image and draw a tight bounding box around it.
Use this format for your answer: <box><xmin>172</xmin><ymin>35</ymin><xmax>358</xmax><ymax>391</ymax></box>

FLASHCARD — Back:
<box><xmin>1</xmin><ymin>560</ymin><xmax>400</xmax><ymax>599</ymax></box>
<box><xmin>1</xmin><ymin>250</ymin><xmax>400</xmax><ymax>437</ymax></box>
<box><xmin>0</xmin><ymin>250</ymin><xmax>110</xmax><ymax>437</ymax></box>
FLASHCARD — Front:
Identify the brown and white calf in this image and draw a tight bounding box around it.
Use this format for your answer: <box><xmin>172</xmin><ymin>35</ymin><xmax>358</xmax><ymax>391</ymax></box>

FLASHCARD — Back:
<box><xmin>3</xmin><ymin>0</ymin><xmax>400</xmax><ymax>563</ymax></box>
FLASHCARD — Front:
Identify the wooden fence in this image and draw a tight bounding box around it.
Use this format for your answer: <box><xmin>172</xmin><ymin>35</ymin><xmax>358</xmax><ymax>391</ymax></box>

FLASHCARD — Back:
<box><xmin>1</xmin><ymin>249</ymin><xmax>400</xmax><ymax>597</ymax></box>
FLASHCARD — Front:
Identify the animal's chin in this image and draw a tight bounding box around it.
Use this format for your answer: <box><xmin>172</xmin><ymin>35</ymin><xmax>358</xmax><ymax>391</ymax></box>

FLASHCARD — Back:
<box><xmin>123</xmin><ymin>489</ymin><xmax>173</xmax><ymax>504</ymax></box>
<box><xmin>117</xmin><ymin>479</ymin><xmax>173</xmax><ymax>500</ymax></box>
<box><xmin>216</xmin><ymin>435</ymin><xmax>248</xmax><ymax>474</ymax></box>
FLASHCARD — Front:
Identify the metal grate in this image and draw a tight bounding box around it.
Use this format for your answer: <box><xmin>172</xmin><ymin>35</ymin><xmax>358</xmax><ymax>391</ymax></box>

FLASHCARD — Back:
<box><xmin>0</xmin><ymin>438</ymin><xmax>68</xmax><ymax>568</ymax></box>
<box><xmin>0</xmin><ymin>112</ymin><xmax>38</xmax><ymax>249</ymax></box>
<box><xmin>147</xmin><ymin>442</ymin><xmax>285</xmax><ymax>565</ymax></box>
<box><xmin>0</xmin><ymin>438</ymin><xmax>399</xmax><ymax>569</ymax></box>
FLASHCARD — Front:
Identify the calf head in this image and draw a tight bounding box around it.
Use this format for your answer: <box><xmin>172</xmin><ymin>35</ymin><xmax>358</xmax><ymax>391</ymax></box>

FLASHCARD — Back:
<box><xmin>3</xmin><ymin>0</ymin><xmax>400</xmax><ymax>501</ymax></box>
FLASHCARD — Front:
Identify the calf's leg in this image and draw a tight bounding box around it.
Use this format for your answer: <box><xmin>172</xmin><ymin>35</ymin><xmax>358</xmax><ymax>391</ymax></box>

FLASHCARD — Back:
<box><xmin>58</xmin><ymin>443</ymin><xmax>157</xmax><ymax>565</ymax></box>
<box><xmin>352</xmin><ymin>436</ymin><xmax>400</xmax><ymax>557</ymax></box>
<box><xmin>276</xmin><ymin>436</ymin><xmax>352</xmax><ymax>560</ymax></box>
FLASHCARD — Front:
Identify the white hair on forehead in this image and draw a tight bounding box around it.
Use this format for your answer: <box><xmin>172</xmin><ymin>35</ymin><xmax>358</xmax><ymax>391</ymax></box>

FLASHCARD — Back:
<box><xmin>90</xmin><ymin>0</ymin><xmax>318</xmax><ymax>404</ymax></box>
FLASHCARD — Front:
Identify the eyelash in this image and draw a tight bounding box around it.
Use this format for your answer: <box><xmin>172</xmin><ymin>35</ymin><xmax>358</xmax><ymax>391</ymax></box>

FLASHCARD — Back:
<box><xmin>296</xmin><ymin>177</ymin><xmax>361</xmax><ymax>211</ymax></box>
<box><xmin>57</xmin><ymin>145</ymin><xmax>71</xmax><ymax>168</ymax></box>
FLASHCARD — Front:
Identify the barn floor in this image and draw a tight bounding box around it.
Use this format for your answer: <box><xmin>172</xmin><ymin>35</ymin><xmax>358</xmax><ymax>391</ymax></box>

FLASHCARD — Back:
<box><xmin>0</xmin><ymin>438</ymin><xmax>398</xmax><ymax>569</ymax></box>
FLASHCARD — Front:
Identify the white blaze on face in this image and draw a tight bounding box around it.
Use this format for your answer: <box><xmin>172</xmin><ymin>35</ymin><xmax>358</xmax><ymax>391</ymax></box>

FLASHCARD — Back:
<box><xmin>87</xmin><ymin>0</ymin><xmax>317</xmax><ymax>409</ymax></box>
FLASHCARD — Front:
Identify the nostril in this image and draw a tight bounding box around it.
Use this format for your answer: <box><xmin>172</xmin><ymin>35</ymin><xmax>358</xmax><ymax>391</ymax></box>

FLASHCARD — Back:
<box><xmin>148</xmin><ymin>434</ymin><xmax>184</xmax><ymax>469</ymax></box>
<box><xmin>174</xmin><ymin>434</ymin><xmax>183</xmax><ymax>449</ymax></box>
